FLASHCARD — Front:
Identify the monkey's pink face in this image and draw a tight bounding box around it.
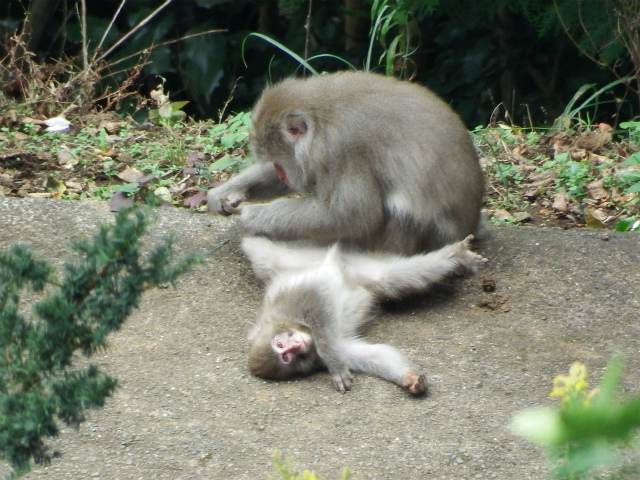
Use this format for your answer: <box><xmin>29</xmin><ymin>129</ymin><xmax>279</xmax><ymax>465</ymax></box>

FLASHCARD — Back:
<box><xmin>271</xmin><ymin>329</ymin><xmax>312</xmax><ymax>365</ymax></box>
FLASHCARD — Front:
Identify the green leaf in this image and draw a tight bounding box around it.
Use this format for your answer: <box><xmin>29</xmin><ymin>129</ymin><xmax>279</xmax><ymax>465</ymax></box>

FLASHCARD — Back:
<box><xmin>112</xmin><ymin>183</ymin><xmax>140</xmax><ymax>194</ymax></box>
<box><xmin>614</xmin><ymin>218</ymin><xmax>636</xmax><ymax>232</ymax></box>
<box><xmin>208</xmin><ymin>155</ymin><xmax>239</xmax><ymax>171</ymax></box>
<box><xmin>622</xmin><ymin>152</ymin><xmax>640</xmax><ymax>165</ymax></box>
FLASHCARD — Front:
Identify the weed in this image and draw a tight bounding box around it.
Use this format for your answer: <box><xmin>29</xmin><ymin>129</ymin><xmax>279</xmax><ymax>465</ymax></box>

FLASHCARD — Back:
<box><xmin>539</xmin><ymin>152</ymin><xmax>590</xmax><ymax>200</ymax></box>
<box><xmin>619</xmin><ymin>121</ymin><xmax>640</xmax><ymax>144</ymax></box>
<box><xmin>271</xmin><ymin>452</ymin><xmax>350</xmax><ymax>480</ymax></box>
<box><xmin>512</xmin><ymin>357</ymin><xmax>640</xmax><ymax>479</ymax></box>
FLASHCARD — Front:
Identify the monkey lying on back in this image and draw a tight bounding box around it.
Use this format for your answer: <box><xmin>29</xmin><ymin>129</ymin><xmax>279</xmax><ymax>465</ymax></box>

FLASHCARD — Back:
<box><xmin>243</xmin><ymin>235</ymin><xmax>487</xmax><ymax>395</ymax></box>
<box><xmin>208</xmin><ymin>71</ymin><xmax>484</xmax><ymax>255</ymax></box>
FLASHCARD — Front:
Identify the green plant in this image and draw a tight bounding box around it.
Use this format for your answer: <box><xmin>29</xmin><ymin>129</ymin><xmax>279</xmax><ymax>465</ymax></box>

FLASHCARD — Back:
<box><xmin>206</xmin><ymin>112</ymin><xmax>254</xmax><ymax>173</ymax></box>
<box><xmin>614</xmin><ymin>217</ymin><xmax>640</xmax><ymax>232</ymax></box>
<box><xmin>620</xmin><ymin>121</ymin><xmax>640</xmax><ymax>144</ymax></box>
<box><xmin>554</xmin><ymin>78</ymin><xmax>631</xmax><ymax>129</ymax></box>
<box><xmin>540</xmin><ymin>152</ymin><xmax>591</xmax><ymax>200</ymax></box>
<box><xmin>511</xmin><ymin>357</ymin><xmax>640</xmax><ymax>479</ymax></box>
<box><xmin>472</xmin><ymin>127</ymin><xmax>514</xmax><ymax>200</ymax></box>
<box><xmin>618</xmin><ymin>152</ymin><xmax>640</xmax><ymax>194</ymax></box>
<box><xmin>147</xmin><ymin>82</ymin><xmax>189</xmax><ymax>127</ymax></box>
<box><xmin>0</xmin><ymin>207</ymin><xmax>205</xmax><ymax>477</ymax></box>
<box><xmin>270</xmin><ymin>452</ymin><xmax>351</xmax><ymax>480</ymax></box>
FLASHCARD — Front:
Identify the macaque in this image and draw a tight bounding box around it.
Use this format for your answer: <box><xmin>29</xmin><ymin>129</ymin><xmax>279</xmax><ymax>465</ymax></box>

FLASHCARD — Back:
<box><xmin>244</xmin><ymin>235</ymin><xmax>487</xmax><ymax>394</ymax></box>
<box><xmin>208</xmin><ymin>71</ymin><xmax>484</xmax><ymax>255</ymax></box>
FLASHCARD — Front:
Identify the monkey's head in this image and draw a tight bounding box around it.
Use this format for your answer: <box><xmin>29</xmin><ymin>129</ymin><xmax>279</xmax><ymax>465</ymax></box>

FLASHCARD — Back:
<box><xmin>248</xmin><ymin>320</ymin><xmax>322</xmax><ymax>380</ymax></box>
<box><xmin>251</xmin><ymin>82</ymin><xmax>322</xmax><ymax>192</ymax></box>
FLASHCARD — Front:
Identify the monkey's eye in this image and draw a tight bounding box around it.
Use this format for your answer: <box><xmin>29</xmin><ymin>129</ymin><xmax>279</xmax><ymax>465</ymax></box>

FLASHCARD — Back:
<box><xmin>282</xmin><ymin>353</ymin><xmax>289</xmax><ymax>362</ymax></box>
<box><xmin>276</xmin><ymin>341</ymin><xmax>283</xmax><ymax>348</ymax></box>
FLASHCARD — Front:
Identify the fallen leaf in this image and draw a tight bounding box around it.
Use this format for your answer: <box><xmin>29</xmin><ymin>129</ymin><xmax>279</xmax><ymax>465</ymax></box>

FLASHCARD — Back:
<box><xmin>552</xmin><ymin>192</ymin><xmax>569</xmax><ymax>214</ymax></box>
<box><xmin>46</xmin><ymin>175</ymin><xmax>67</xmax><ymax>199</ymax></box>
<box><xmin>187</xmin><ymin>152</ymin><xmax>204</xmax><ymax>165</ymax></box>
<box><xmin>57</xmin><ymin>147</ymin><xmax>78</xmax><ymax>167</ymax></box>
<box><xmin>65</xmin><ymin>181</ymin><xmax>83</xmax><ymax>193</ymax></box>
<box><xmin>523</xmin><ymin>189</ymin><xmax>540</xmax><ymax>201</ymax></box>
<box><xmin>493</xmin><ymin>209</ymin><xmax>514</xmax><ymax>221</ymax></box>
<box><xmin>586</xmin><ymin>179</ymin><xmax>608</xmax><ymax>200</ymax></box>
<box><xmin>528</xmin><ymin>170</ymin><xmax>556</xmax><ymax>187</ymax></box>
<box><xmin>513</xmin><ymin>212</ymin><xmax>532</xmax><ymax>223</ymax></box>
<box><xmin>183</xmin><ymin>189</ymin><xmax>208</xmax><ymax>209</ymax></box>
<box><xmin>99</xmin><ymin>121</ymin><xmax>121</xmax><ymax>134</ymax></box>
<box><xmin>154</xmin><ymin>186</ymin><xmax>172</xmax><ymax>203</ymax></box>
<box><xmin>117</xmin><ymin>167</ymin><xmax>145</xmax><ymax>183</ymax></box>
<box><xmin>585</xmin><ymin>207</ymin><xmax>606</xmax><ymax>229</ymax></box>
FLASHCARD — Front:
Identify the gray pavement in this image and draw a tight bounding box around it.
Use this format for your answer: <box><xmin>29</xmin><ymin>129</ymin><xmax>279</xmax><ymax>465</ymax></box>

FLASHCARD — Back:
<box><xmin>1</xmin><ymin>197</ymin><xmax>639</xmax><ymax>480</ymax></box>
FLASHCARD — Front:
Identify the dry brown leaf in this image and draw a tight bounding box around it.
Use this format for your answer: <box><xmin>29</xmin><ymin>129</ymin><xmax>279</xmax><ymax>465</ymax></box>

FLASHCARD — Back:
<box><xmin>574</xmin><ymin>130</ymin><xmax>612</xmax><ymax>151</ymax></box>
<box><xmin>586</xmin><ymin>179</ymin><xmax>608</xmax><ymax>200</ymax></box>
<box><xmin>99</xmin><ymin>121</ymin><xmax>121</xmax><ymax>134</ymax></box>
<box><xmin>552</xmin><ymin>192</ymin><xmax>569</xmax><ymax>214</ymax></box>
<box><xmin>528</xmin><ymin>170</ymin><xmax>556</xmax><ymax>187</ymax></box>
<box><xmin>116</xmin><ymin>167</ymin><xmax>145</xmax><ymax>183</ymax></box>
<box><xmin>493</xmin><ymin>209</ymin><xmax>514</xmax><ymax>221</ymax></box>
<box><xmin>56</xmin><ymin>147</ymin><xmax>78</xmax><ymax>168</ymax></box>
<box><xmin>65</xmin><ymin>181</ymin><xmax>83</xmax><ymax>192</ymax></box>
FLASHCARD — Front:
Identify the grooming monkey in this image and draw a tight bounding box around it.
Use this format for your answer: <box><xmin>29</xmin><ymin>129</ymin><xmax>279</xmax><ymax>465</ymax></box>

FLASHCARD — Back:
<box><xmin>243</xmin><ymin>235</ymin><xmax>487</xmax><ymax>394</ymax></box>
<box><xmin>208</xmin><ymin>71</ymin><xmax>484</xmax><ymax>255</ymax></box>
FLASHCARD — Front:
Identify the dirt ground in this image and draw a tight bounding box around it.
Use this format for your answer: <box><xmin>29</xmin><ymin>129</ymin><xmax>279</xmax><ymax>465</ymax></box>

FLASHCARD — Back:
<box><xmin>1</xmin><ymin>197</ymin><xmax>639</xmax><ymax>479</ymax></box>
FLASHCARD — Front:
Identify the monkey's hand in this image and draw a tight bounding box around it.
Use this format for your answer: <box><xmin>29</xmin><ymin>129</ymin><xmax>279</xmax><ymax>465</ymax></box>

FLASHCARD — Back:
<box><xmin>207</xmin><ymin>185</ymin><xmax>247</xmax><ymax>216</ymax></box>
<box><xmin>330</xmin><ymin>367</ymin><xmax>354</xmax><ymax>393</ymax></box>
<box><xmin>403</xmin><ymin>370</ymin><xmax>427</xmax><ymax>396</ymax></box>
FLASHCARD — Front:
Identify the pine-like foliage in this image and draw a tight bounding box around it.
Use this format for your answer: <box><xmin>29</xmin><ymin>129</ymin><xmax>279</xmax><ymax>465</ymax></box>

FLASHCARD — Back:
<box><xmin>0</xmin><ymin>207</ymin><xmax>204</xmax><ymax>478</ymax></box>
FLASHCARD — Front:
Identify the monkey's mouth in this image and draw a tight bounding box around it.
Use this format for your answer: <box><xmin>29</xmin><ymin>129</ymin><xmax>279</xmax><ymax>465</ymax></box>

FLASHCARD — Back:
<box><xmin>273</xmin><ymin>163</ymin><xmax>290</xmax><ymax>185</ymax></box>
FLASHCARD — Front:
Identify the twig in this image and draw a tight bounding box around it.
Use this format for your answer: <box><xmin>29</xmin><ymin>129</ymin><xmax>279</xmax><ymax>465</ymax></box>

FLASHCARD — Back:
<box><xmin>218</xmin><ymin>76</ymin><xmax>241</xmax><ymax>123</ymax></box>
<box><xmin>303</xmin><ymin>0</ymin><xmax>313</xmax><ymax>78</ymax></box>
<box><xmin>104</xmin><ymin>28</ymin><xmax>226</xmax><ymax>70</ymax></box>
<box><xmin>95</xmin><ymin>0</ymin><xmax>174</xmax><ymax>63</ymax></box>
<box><xmin>92</xmin><ymin>0</ymin><xmax>127</xmax><ymax>64</ymax></box>
<box><xmin>77</xmin><ymin>0</ymin><xmax>88</xmax><ymax>70</ymax></box>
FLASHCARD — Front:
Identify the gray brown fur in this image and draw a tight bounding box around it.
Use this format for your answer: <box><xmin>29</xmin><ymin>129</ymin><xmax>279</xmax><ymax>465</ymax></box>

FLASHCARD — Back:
<box><xmin>245</xmin><ymin>235</ymin><xmax>487</xmax><ymax>394</ymax></box>
<box><xmin>208</xmin><ymin>71</ymin><xmax>484</xmax><ymax>255</ymax></box>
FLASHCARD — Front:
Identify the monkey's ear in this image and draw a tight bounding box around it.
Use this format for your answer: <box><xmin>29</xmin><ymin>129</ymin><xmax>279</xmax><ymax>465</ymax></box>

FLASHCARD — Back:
<box><xmin>282</xmin><ymin>112</ymin><xmax>310</xmax><ymax>141</ymax></box>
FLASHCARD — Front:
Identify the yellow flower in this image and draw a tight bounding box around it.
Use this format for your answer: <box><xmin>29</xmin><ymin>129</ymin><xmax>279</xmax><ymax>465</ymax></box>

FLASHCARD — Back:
<box><xmin>549</xmin><ymin>362</ymin><xmax>592</xmax><ymax>403</ymax></box>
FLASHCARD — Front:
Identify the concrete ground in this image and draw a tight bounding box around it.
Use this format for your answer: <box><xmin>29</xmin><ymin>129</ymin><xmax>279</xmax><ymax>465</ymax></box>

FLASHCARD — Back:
<box><xmin>0</xmin><ymin>197</ymin><xmax>639</xmax><ymax>480</ymax></box>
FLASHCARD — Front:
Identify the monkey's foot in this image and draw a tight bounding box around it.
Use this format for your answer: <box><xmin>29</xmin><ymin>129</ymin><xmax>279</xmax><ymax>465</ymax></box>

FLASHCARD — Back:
<box><xmin>403</xmin><ymin>370</ymin><xmax>427</xmax><ymax>395</ymax></box>
<box><xmin>449</xmin><ymin>235</ymin><xmax>488</xmax><ymax>273</ymax></box>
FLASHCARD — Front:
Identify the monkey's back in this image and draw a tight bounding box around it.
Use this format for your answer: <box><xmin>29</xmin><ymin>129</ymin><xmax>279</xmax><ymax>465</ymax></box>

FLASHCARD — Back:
<box><xmin>254</xmin><ymin>71</ymin><xmax>485</xmax><ymax>254</ymax></box>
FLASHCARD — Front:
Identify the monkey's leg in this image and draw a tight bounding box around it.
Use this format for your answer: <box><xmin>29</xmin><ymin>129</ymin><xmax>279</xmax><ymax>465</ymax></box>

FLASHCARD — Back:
<box><xmin>207</xmin><ymin>162</ymin><xmax>292</xmax><ymax>215</ymax></box>
<box><xmin>345</xmin><ymin>340</ymin><xmax>426</xmax><ymax>395</ymax></box>
<box><xmin>345</xmin><ymin>235</ymin><xmax>487</xmax><ymax>300</ymax></box>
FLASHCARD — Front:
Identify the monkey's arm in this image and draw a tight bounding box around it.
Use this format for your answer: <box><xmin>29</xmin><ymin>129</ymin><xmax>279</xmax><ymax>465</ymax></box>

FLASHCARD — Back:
<box><xmin>345</xmin><ymin>340</ymin><xmax>425</xmax><ymax>395</ymax></box>
<box><xmin>240</xmin><ymin>177</ymin><xmax>385</xmax><ymax>242</ymax></box>
<box><xmin>207</xmin><ymin>162</ymin><xmax>293</xmax><ymax>215</ymax></box>
<box><xmin>311</xmin><ymin>330</ymin><xmax>355</xmax><ymax>393</ymax></box>
<box><xmin>345</xmin><ymin>235</ymin><xmax>487</xmax><ymax>300</ymax></box>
